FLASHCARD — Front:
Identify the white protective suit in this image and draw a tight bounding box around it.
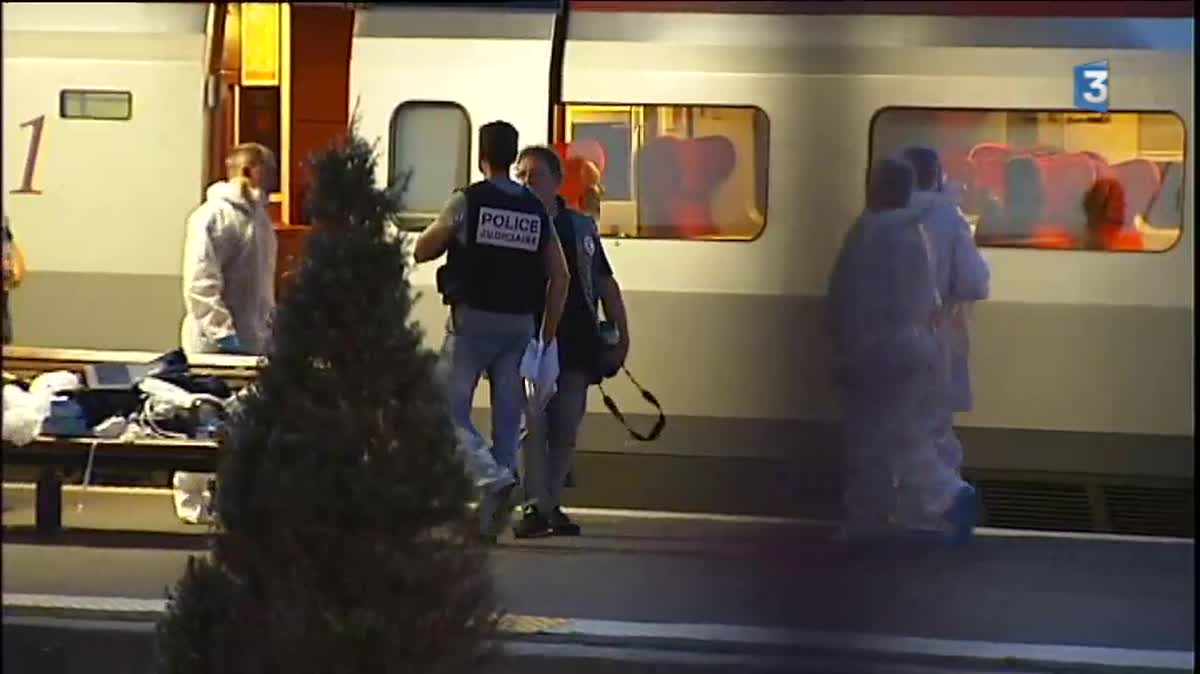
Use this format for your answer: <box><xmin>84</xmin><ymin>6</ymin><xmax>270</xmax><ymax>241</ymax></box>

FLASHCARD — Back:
<box><xmin>179</xmin><ymin>180</ymin><xmax>277</xmax><ymax>355</ymax></box>
<box><xmin>909</xmin><ymin>190</ymin><xmax>990</xmax><ymax>413</ymax></box>
<box><xmin>904</xmin><ymin>189</ymin><xmax>990</xmax><ymax>531</ymax></box>
<box><xmin>174</xmin><ymin>180</ymin><xmax>276</xmax><ymax>524</ymax></box>
<box><xmin>827</xmin><ymin>204</ymin><xmax>956</xmax><ymax>537</ymax></box>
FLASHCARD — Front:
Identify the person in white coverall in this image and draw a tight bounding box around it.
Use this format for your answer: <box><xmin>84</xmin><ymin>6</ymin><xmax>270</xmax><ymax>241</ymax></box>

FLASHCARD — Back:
<box><xmin>826</xmin><ymin>157</ymin><xmax>976</xmax><ymax>544</ymax></box>
<box><xmin>898</xmin><ymin>146</ymin><xmax>990</xmax><ymax>539</ymax></box>
<box><xmin>173</xmin><ymin>142</ymin><xmax>278</xmax><ymax>524</ymax></box>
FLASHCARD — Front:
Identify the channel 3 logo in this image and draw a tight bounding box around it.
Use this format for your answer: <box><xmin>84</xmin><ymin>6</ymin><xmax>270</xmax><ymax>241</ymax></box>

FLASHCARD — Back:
<box><xmin>1074</xmin><ymin>60</ymin><xmax>1110</xmax><ymax>113</ymax></box>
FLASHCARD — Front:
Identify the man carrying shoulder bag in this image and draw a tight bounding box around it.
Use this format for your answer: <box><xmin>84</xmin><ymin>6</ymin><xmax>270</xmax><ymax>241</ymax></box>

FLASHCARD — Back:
<box><xmin>513</xmin><ymin>145</ymin><xmax>632</xmax><ymax>538</ymax></box>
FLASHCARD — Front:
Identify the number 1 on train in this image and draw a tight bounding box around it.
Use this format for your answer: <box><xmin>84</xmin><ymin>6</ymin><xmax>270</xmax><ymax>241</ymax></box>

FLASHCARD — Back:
<box><xmin>11</xmin><ymin>115</ymin><xmax>45</xmax><ymax>195</ymax></box>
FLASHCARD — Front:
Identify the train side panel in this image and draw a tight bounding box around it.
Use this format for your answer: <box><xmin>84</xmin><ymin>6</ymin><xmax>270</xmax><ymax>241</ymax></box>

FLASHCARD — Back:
<box><xmin>2</xmin><ymin>2</ymin><xmax>209</xmax><ymax>350</ymax></box>
<box><xmin>557</xmin><ymin>11</ymin><xmax>1192</xmax><ymax>479</ymax></box>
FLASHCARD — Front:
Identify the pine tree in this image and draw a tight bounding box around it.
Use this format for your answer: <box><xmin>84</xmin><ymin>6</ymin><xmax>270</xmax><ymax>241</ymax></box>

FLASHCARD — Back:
<box><xmin>155</xmin><ymin>122</ymin><xmax>500</xmax><ymax>674</ymax></box>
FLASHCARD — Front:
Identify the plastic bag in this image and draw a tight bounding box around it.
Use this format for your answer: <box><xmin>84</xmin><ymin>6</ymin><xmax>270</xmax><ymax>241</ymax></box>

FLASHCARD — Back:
<box><xmin>29</xmin><ymin>371</ymin><xmax>82</xmax><ymax>400</ymax></box>
<box><xmin>2</xmin><ymin>384</ymin><xmax>43</xmax><ymax>446</ymax></box>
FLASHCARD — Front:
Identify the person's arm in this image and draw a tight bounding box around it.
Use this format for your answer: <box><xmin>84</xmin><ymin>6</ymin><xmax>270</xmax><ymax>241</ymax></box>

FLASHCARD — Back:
<box><xmin>5</xmin><ymin>238</ymin><xmax>26</xmax><ymax>290</ymax></box>
<box><xmin>181</xmin><ymin>208</ymin><xmax>238</xmax><ymax>345</ymax></box>
<box><xmin>948</xmin><ymin>210</ymin><xmax>990</xmax><ymax>302</ymax></box>
<box><xmin>2</xmin><ymin>218</ymin><xmax>25</xmax><ymax>290</ymax></box>
<box><xmin>414</xmin><ymin>192</ymin><xmax>465</xmax><ymax>263</ymax></box>
<box><xmin>11</xmin><ymin>240</ymin><xmax>26</xmax><ymax>288</ymax></box>
<box><xmin>594</xmin><ymin>240</ymin><xmax>629</xmax><ymax>362</ymax></box>
<box><xmin>540</xmin><ymin>225</ymin><xmax>570</xmax><ymax>344</ymax></box>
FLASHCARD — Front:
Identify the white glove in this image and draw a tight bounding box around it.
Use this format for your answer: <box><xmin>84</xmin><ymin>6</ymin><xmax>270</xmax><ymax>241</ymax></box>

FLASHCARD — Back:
<box><xmin>523</xmin><ymin>338</ymin><xmax>559</xmax><ymax>413</ymax></box>
<box><xmin>519</xmin><ymin>338</ymin><xmax>544</xmax><ymax>383</ymax></box>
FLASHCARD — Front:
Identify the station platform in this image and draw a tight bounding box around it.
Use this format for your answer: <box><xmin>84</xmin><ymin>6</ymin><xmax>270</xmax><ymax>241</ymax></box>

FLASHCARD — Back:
<box><xmin>2</xmin><ymin>484</ymin><xmax>1194</xmax><ymax>672</ymax></box>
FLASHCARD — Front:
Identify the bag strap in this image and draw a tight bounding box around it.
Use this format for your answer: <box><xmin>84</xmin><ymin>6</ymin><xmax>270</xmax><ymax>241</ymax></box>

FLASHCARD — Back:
<box><xmin>598</xmin><ymin>366</ymin><xmax>665</xmax><ymax>442</ymax></box>
<box><xmin>563</xmin><ymin>215</ymin><xmax>664</xmax><ymax>442</ymax></box>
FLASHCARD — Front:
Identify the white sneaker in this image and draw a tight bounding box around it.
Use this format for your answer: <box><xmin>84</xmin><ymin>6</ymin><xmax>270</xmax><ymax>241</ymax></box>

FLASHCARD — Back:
<box><xmin>478</xmin><ymin>470</ymin><xmax>518</xmax><ymax>538</ymax></box>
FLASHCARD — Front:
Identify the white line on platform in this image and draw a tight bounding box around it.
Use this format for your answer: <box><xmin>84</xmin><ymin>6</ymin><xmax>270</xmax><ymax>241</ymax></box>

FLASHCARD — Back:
<box><xmin>4</xmin><ymin>593</ymin><xmax>167</xmax><ymax>614</ymax></box>
<box><xmin>4</xmin><ymin>482</ymin><xmax>1193</xmax><ymax>545</ymax></box>
<box><xmin>970</xmin><ymin>526</ymin><xmax>1194</xmax><ymax>545</ymax></box>
<box><xmin>543</xmin><ymin>619</ymin><xmax>1196</xmax><ymax>670</ymax></box>
<box><xmin>562</xmin><ymin>506</ymin><xmax>818</xmax><ymax>527</ymax></box>
<box><xmin>3</xmin><ymin>593</ymin><xmax>1194</xmax><ymax>671</ymax></box>
<box><xmin>3</xmin><ymin>614</ymin><xmax>157</xmax><ymax>634</ymax></box>
<box><xmin>501</xmin><ymin>641</ymin><xmax>1030</xmax><ymax>673</ymax></box>
<box><xmin>0</xmin><ymin>617</ymin><xmax>1048</xmax><ymax>673</ymax></box>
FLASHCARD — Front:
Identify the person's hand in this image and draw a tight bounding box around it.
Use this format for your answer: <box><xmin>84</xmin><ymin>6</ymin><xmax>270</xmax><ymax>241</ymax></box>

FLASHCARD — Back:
<box><xmin>614</xmin><ymin>336</ymin><xmax>630</xmax><ymax>369</ymax></box>
<box><xmin>216</xmin><ymin>335</ymin><xmax>244</xmax><ymax>354</ymax></box>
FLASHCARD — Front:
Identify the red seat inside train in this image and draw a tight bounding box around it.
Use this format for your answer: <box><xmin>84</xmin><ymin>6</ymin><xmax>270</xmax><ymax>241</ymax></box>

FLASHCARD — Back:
<box><xmin>636</xmin><ymin>135</ymin><xmax>736</xmax><ymax>237</ymax></box>
<box><xmin>1111</xmin><ymin>158</ymin><xmax>1162</xmax><ymax>227</ymax></box>
<box><xmin>967</xmin><ymin>142</ymin><xmax>1014</xmax><ymax>202</ymax></box>
<box><xmin>554</xmin><ymin>141</ymin><xmax>607</xmax><ymax>212</ymax></box>
<box><xmin>960</xmin><ymin>141</ymin><xmax>1167</xmax><ymax>250</ymax></box>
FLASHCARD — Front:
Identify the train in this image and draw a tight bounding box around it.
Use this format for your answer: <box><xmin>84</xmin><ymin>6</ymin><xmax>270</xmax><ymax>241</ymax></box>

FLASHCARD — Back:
<box><xmin>2</xmin><ymin>1</ymin><xmax>1193</xmax><ymax>535</ymax></box>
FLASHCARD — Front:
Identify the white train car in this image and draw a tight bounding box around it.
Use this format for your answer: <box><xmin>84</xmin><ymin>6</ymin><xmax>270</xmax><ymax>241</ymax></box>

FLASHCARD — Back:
<box><xmin>3</xmin><ymin>1</ymin><xmax>1193</xmax><ymax>535</ymax></box>
<box><xmin>350</xmin><ymin>1</ymin><xmax>1193</xmax><ymax>535</ymax></box>
<box><xmin>2</xmin><ymin>1</ymin><xmax>211</xmax><ymax>349</ymax></box>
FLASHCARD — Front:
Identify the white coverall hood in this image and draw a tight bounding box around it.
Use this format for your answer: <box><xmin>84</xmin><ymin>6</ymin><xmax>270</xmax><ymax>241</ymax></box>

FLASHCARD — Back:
<box><xmin>179</xmin><ymin>180</ymin><xmax>277</xmax><ymax>355</ymax></box>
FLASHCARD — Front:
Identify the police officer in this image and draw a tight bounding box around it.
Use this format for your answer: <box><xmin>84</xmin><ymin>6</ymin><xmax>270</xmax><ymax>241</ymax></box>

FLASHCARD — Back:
<box><xmin>512</xmin><ymin>145</ymin><xmax>631</xmax><ymax>538</ymax></box>
<box><xmin>414</xmin><ymin>121</ymin><xmax>570</xmax><ymax>541</ymax></box>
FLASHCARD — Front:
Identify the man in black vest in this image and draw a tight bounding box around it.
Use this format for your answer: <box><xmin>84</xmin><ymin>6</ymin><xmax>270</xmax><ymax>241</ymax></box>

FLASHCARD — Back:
<box><xmin>511</xmin><ymin>145</ymin><xmax>631</xmax><ymax>538</ymax></box>
<box><xmin>414</xmin><ymin>121</ymin><xmax>570</xmax><ymax>541</ymax></box>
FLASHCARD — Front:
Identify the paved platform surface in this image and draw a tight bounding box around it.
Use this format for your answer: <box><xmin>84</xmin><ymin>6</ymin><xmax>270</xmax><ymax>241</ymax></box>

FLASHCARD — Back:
<box><xmin>2</xmin><ymin>485</ymin><xmax>1194</xmax><ymax>672</ymax></box>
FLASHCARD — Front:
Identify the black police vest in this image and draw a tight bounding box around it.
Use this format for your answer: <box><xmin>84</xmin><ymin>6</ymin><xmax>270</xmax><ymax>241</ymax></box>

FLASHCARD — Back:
<box><xmin>443</xmin><ymin>181</ymin><xmax>549</xmax><ymax>316</ymax></box>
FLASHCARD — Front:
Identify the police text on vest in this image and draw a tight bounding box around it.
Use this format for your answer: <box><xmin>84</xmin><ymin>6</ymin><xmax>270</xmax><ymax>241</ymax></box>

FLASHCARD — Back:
<box><xmin>477</xmin><ymin>207</ymin><xmax>541</xmax><ymax>252</ymax></box>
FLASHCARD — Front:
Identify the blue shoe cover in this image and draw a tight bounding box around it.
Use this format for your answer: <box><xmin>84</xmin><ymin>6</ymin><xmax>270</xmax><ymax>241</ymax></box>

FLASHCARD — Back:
<box><xmin>946</xmin><ymin>484</ymin><xmax>977</xmax><ymax>545</ymax></box>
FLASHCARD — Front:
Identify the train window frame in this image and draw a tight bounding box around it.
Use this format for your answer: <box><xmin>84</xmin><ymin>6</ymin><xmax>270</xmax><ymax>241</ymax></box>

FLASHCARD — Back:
<box><xmin>59</xmin><ymin>90</ymin><xmax>133</xmax><ymax>121</ymax></box>
<box><xmin>387</xmin><ymin>100</ymin><xmax>472</xmax><ymax>230</ymax></box>
<box><xmin>557</xmin><ymin>101</ymin><xmax>771</xmax><ymax>243</ymax></box>
<box><xmin>866</xmin><ymin>106</ymin><xmax>1188</xmax><ymax>255</ymax></box>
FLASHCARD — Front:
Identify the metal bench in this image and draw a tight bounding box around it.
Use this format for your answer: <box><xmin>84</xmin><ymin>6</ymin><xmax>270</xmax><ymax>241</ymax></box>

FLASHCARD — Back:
<box><xmin>3</xmin><ymin>436</ymin><xmax>220</xmax><ymax>534</ymax></box>
<box><xmin>3</xmin><ymin>346</ymin><xmax>259</xmax><ymax>535</ymax></box>
<box><xmin>2</xmin><ymin>345</ymin><xmax>260</xmax><ymax>387</ymax></box>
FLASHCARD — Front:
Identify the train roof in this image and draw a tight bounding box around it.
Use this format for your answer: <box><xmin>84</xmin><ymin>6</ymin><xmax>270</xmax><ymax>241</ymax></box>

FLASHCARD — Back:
<box><xmin>355</xmin><ymin>3</ymin><xmax>1193</xmax><ymax>52</ymax></box>
<box><xmin>358</xmin><ymin>0</ymin><xmax>1193</xmax><ymax>17</ymax></box>
<box><xmin>571</xmin><ymin>1</ymin><xmax>1194</xmax><ymax>18</ymax></box>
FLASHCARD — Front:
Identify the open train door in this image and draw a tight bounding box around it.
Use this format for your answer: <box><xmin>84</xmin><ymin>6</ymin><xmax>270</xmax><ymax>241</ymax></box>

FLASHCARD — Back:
<box><xmin>348</xmin><ymin>1</ymin><xmax>563</xmax><ymax>286</ymax></box>
<box><xmin>207</xmin><ymin>2</ymin><xmax>356</xmax><ymax>301</ymax></box>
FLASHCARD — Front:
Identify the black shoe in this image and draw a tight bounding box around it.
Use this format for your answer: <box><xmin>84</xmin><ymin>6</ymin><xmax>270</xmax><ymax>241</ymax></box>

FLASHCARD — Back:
<box><xmin>512</xmin><ymin>505</ymin><xmax>554</xmax><ymax>539</ymax></box>
<box><xmin>549</xmin><ymin>507</ymin><xmax>581</xmax><ymax>536</ymax></box>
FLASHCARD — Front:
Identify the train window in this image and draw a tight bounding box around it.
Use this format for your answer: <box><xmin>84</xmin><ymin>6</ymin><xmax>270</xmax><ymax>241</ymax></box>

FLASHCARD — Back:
<box><xmin>59</xmin><ymin>90</ymin><xmax>132</xmax><ymax>121</ymax></box>
<box><xmin>389</xmin><ymin>101</ymin><xmax>471</xmax><ymax>227</ymax></box>
<box><xmin>869</xmin><ymin>108</ymin><xmax>1186</xmax><ymax>253</ymax></box>
<box><xmin>557</xmin><ymin>104</ymin><xmax>769</xmax><ymax>240</ymax></box>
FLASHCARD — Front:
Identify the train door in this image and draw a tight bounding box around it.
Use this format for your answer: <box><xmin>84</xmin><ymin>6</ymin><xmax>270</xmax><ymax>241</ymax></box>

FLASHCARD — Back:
<box><xmin>348</xmin><ymin>3</ymin><xmax>561</xmax><ymax>287</ymax></box>
<box><xmin>206</xmin><ymin>1</ymin><xmax>355</xmax><ymax>300</ymax></box>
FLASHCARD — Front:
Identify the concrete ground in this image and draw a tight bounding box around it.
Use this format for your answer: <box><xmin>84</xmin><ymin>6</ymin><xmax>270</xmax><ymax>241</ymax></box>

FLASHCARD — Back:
<box><xmin>2</xmin><ymin>485</ymin><xmax>1194</xmax><ymax>673</ymax></box>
